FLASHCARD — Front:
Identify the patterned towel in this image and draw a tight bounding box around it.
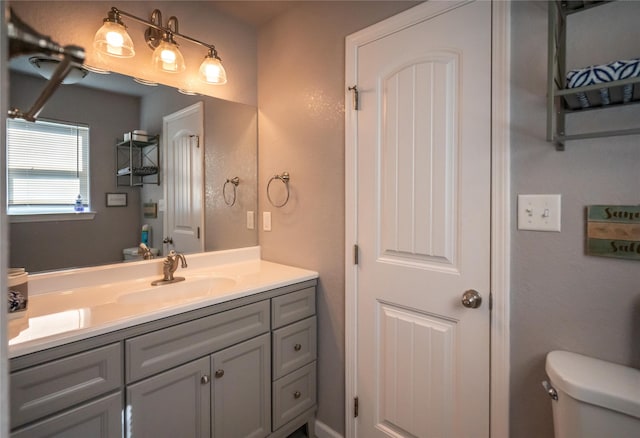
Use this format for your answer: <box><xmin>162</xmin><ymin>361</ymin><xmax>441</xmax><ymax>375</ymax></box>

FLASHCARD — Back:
<box><xmin>566</xmin><ymin>58</ymin><xmax>640</xmax><ymax>108</ymax></box>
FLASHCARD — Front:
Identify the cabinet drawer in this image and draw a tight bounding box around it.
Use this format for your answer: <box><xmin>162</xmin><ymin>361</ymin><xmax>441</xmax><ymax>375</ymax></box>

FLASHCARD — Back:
<box><xmin>272</xmin><ymin>316</ymin><xmax>317</xmax><ymax>380</ymax></box>
<box><xmin>11</xmin><ymin>392</ymin><xmax>122</xmax><ymax>438</ymax></box>
<box><xmin>126</xmin><ymin>300</ymin><xmax>269</xmax><ymax>382</ymax></box>
<box><xmin>272</xmin><ymin>362</ymin><xmax>316</xmax><ymax>430</ymax></box>
<box><xmin>271</xmin><ymin>287</ymin><xmax>315</xmax><ymax>329</ymax></box>
<box><xmin>10</xmin><ymin>343</ymin><xmax>121</xmax><ymax>429</ymax></box>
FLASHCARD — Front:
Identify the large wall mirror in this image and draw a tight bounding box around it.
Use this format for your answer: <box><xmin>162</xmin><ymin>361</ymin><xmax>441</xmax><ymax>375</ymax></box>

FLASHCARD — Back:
<box><xmin>8</xmin><ymin>57</ymin><xmax>258</xmax><ymax>273</ymax></box>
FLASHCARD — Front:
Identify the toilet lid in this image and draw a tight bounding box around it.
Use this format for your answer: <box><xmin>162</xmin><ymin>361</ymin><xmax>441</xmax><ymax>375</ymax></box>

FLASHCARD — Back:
<box><xmin>546</xmin><ymin>350</ymin><xmax>640</xmax><ymax>419</ymax></box>
<box><xmin>123</xmin><ymin>247</ymin><xmax>159</xmax><ymax>256</ymax></box>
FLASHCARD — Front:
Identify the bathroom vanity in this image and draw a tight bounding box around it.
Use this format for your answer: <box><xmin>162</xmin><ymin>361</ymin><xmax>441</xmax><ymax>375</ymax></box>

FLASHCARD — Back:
<box><xmin>7</xmin><ymin>248</ymin><xmax>318</xmax><ymax>438</ymax></box>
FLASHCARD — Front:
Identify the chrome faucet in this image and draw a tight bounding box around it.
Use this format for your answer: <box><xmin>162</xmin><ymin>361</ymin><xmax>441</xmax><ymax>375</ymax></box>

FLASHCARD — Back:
<box><xmin>151</xmin><ymin>250</ymin><xmax>187</xmax><ymax>286</ymax></box>
<box><xmin>138</xmin><ymin>243</ymin><xmax>155</xmax><ymax>260</ymax></box>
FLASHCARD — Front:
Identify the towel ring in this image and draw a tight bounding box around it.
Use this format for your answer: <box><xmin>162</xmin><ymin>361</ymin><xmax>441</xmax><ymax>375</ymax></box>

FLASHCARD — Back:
<box><xmin>267</xmin><ymin>172</ymin><xmax>290</xmax><ymax>208</ymax></box>
<box><xmin>223</xmin><ymin>177</ymin><xmax>239</xmax><ymax>206</ymax></box>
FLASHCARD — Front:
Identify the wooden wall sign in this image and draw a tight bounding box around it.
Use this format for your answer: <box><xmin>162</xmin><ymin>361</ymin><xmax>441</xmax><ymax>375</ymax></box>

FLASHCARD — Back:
<box><xmin>587</xmin><ymin>205</ymin><xmax>640</xmax><ymax>261</ymax></box>
<box><xmin>143</xmin><ymin>202</ymin><xmax>158</xmax><ymax>219</ymax></box>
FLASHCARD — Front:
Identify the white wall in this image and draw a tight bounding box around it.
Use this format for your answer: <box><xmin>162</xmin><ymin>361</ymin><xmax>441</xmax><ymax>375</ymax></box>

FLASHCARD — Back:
<box><xmin>510</xmin><ymin>2</ymin><xmax>640</xmax><ymax>436</ymax></box>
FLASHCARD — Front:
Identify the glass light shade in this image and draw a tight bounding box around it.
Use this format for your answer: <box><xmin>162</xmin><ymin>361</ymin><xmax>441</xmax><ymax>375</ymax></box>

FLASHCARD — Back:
<box><xmin>152</xmin><ymin>40</ymin><xmax>185</xmax><ymax>73</ymax></box>
<box><xmin>199</xmin><ymin>55</ymin><xmax>227</xmax><ymax>84</ymax></box>
<box><xmin>93</xmin><ymin>21</ymin><xmax>135</xmax><ymax>58</ymax></box>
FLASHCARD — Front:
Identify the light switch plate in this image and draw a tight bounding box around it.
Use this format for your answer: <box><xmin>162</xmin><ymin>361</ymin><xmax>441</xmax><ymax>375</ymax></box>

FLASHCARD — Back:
<box><xmin>518</xmin><ymin>194</ymin><xmax>562</xmax><ymax>232</ymax></box>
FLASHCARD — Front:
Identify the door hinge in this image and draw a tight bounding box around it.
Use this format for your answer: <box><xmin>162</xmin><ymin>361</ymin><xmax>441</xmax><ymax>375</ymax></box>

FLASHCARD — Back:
<box><xmin>354</xmin><ymin>396</ymin><xmax>359</xmax><ymax>418</ymax></box>
<box><xmin>197</xmin><ymin>226</ymin><xmax>201</xmax><ymax>239</ymax></box>
<box><xmin>354</xmin><ymin>244</ymin><xmax>359</xmax><ymax>265</ymax></box>
<box><xmin>489</xmin><ymin>292</ymin><xmax>493</xmax><ymax>310</ymax></box>
<box><xmin>189</xmin><ymin>134</ymin><xmax>200</xmax><ymax>148</ymax></box>
<box><xmin>348</xmin><ymin>85</ymin><xmax>359</xmax><ymax>110</ymax></box>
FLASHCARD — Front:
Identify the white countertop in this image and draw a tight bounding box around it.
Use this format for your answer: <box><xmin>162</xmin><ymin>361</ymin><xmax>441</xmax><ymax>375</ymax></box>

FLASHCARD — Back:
<box><xmin>8</xmin><ymin>247</ymin><xmax>318</xmax><ymax>358</ymax></box>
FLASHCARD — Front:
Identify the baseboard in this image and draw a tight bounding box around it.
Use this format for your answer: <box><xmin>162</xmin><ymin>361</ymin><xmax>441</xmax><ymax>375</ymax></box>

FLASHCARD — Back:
<box><xmin>314</xmin><ymin>419</ymin><xmax>343</xmax><ymax>438</ymax></box>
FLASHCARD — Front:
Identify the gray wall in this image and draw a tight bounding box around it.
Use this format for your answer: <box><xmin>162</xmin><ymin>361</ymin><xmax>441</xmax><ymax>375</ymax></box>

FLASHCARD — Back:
<box><xmin>9</xmin><ymin>72</ymin><xmax>142</xmax><ymax>272</ymax></box>
<box><xmin>257</xmin><ymin>2</ymin><xmax>420</xmax><ymax>434</ymax></box>
<box><xmin>510</xmin><ymin>2</ymin><xmax>640</xmax><ymax>437</ymax></box>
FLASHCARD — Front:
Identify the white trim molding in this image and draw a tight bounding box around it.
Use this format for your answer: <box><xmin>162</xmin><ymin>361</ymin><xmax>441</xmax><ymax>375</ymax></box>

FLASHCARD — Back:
<box><xmin>345</xmin><ymin>1</ymin><xmax>511</xmax><ymax>436</ymax></box>
<box><xmin>490</xmin><ymin>1</ymin><xmax>511</xmax><ymax>436</ymax></box>
<box><xmin>315</xmin><ymin>419</ymin><xmax>344</xmax><ymax>438</ymax></box>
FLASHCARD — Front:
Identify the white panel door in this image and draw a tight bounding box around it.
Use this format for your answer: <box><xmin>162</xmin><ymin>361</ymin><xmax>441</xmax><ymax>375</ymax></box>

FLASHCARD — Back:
<box><xmin>163</xmin><ymin>102</ymin><xmax>204</xmax><ymax>255</ymax></box>
<box><xmin>350</xmin><ymin>2</ymin><xmax>491</xmax><ymax>437</ymax></box>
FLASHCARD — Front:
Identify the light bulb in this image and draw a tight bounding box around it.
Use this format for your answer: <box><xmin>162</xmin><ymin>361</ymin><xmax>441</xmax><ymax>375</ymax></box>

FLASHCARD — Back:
<box><xmin>152</xmin><ymin>39</ymin><xmax>185</xmax><ymax>73</ymax></box>
<box><xmin>160</xmin><ymin>49</ymin><xmax>176</xmax><ymax>64</ymax></box>
<box><xmin>105</xmin><ymin>31</ymin><xmax>124</xmax><ymax>49</ymax></box>
<box><xmin>199</xmin><ymin>51</ymin><xmax>227</xmax><ymax>84</ymax></box>
<box><xmin>93</xmin><ymin>19</ymin><xmax>135</xmax><ymax>58</ymax></box>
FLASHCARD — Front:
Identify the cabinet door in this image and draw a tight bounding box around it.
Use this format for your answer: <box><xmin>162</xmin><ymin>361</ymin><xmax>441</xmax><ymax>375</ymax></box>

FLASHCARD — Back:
<box><xmin>11</xmin><ymin>392</ymin><xmax>122</xmax><ymax>438</ymax></box>
<box><xmin>126</xmin><ymin>357</ymin><xmax>210</xmax><ymax>438</ymax></box>
<box><xmin>211</xmin><ymin>333</ymin><xmax>271</xmax><ymax>438</ymax></box>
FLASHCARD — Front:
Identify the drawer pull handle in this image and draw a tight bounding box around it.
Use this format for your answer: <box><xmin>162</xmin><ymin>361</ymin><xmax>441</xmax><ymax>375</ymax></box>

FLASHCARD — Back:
<box><xmin>215</xmin><ymin>369</ymin><xmax>225</xmax><ymax>378</ymax></box>
<box><xmin>294</xmin><ymin>343</ymin><xmax>302</xmax><ymax>351</ymax></box>
<box><xmin>201</xmin><ymin>375</ymin><xmax>210</xmax><ymax>384</ymax></box>
<box><xmin>294</xmin><ymin>391</ymin><xmax>301</xmax><ymax>399</ymax></box>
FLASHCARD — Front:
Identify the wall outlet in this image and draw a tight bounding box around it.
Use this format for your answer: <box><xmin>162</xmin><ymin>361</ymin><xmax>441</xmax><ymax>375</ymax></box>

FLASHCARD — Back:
<box><xmin>247</xmin><ymin>211</ymin><xmax>255</xmax><ymax>230</ymax></box>
<box><xmin>518</xmin><ymin>194</ymin><xmax>561</xmax><ymax>232</ymax></box>
<box><xmin>263</xmin><ymin>212</ymin><xmax>271</xmax><ymax>231</ymax></box>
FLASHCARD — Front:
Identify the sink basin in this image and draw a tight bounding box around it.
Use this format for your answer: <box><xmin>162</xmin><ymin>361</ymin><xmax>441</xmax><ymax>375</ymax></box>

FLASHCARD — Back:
<box><xmin>117</xmin><ymin>276</ymin><xmax>237</xmax><ymax>305</ymax></box>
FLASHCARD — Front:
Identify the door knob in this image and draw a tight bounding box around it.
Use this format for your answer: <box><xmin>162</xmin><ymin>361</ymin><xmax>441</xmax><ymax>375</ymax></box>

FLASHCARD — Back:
<box><xmin>461</xmin><ymin>289</ymin><xmax>482</xmax><ymax>309</ymax></box>
<box><xmin>214</xmin><ymin>369</ymin><xmax>224</xmax><ymax>378</ymax></box>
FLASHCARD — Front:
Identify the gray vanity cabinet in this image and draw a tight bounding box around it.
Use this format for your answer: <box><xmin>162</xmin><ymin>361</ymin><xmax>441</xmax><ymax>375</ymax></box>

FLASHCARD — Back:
<box><xmin>10</xmin><ymin>279</ymin><xmax>317</xmax><ymax>438</ymax></box>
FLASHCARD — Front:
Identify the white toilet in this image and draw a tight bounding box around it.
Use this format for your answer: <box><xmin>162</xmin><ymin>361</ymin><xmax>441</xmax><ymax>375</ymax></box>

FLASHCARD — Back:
<box><xmin>122</xmin><ymin>247</ymin><xmax>159</xmax><ymax>261</ymax></box>
<box><xmin>544</xmin><ymin>350</ymin><xmax>640</xmax><ymax>438</ymax></box>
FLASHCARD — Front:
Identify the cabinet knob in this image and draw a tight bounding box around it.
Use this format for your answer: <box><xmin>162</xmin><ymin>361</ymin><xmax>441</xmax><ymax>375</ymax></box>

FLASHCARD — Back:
<box><xmin>215</xmin><ymin>369</ymin><xmax>225</xmax><ymax>378</ymax></box>
<box><xmin>294</xmin><ymin>391</ymin><xmax>301</xmax><ymax>399</ymax></box>
<box><xmin>294</xmin><ymin>343</ymin><xmax>302</xmax><ymax>351</ymax></box>
<box><xmin>201</xmin><ymin>375</ymin><xmax>210</xmax><ymax>384</ymax></box>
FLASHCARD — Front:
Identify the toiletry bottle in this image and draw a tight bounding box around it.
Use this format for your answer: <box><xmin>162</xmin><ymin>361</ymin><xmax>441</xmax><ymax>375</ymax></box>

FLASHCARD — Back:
<box><xmin>141</xmin><ymin>224</ymin><xmax>150</xmax><ymax>246</ymax></box>
<box><xmin>74</xmin><ymin>194</ymin><xmax>84</xmax><ymax>212</ymax></box>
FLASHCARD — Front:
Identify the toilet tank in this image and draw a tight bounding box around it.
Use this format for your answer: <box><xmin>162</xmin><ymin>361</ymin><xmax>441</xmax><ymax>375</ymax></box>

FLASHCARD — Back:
<box><xmin>545</xmin><ymin>351</ymin><xmax>640</xmax><ymax>438</ymax></box>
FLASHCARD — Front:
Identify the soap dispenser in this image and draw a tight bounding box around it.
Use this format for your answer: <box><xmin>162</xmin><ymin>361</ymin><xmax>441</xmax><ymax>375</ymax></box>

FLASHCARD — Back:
<box><xmin>74</xmin><ymin>194</ymin><xmax>84</xmax><ymax>212</ymax></box>
<box><xmin>141</xmin><ymin>224</ymin><xmax>150</xmax><ymax>246</ymax></box>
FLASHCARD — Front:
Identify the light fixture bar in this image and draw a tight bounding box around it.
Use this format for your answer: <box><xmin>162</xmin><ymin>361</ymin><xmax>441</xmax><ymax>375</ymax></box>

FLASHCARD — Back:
<box><xmin>110</xmin><ymin>7</ymin><xmax>218</xmax><ymax>52</ymax></box>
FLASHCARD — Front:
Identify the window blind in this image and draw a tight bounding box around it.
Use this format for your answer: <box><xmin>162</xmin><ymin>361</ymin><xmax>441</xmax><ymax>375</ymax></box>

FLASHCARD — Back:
<box><xmin>7</xmin><ymin>118</ymin><xmax>90</xmax><ymax>214</ymax></box>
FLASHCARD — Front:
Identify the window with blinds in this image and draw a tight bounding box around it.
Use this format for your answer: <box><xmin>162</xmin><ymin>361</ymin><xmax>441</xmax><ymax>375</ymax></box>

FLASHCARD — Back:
<box><xmin>7</xmin><ymin>118</ymin><xmax>90</xmax><ymax>215</ymax></box>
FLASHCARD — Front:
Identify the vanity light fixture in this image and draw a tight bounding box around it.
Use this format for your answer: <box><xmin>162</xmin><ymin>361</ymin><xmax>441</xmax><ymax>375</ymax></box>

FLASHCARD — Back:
<box><xmin>94</xmin><ymin>7</ymin><xmax>227</xmax><ymax>84</ymax></box>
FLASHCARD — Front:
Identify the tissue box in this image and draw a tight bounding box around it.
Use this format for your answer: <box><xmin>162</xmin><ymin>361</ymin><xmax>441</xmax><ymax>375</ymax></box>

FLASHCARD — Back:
<box><xmin>8</xmin><ymin>268</ymin><xmax>28</xmax><ymax>317</ymax></box>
